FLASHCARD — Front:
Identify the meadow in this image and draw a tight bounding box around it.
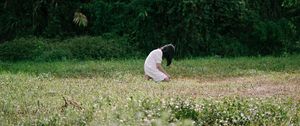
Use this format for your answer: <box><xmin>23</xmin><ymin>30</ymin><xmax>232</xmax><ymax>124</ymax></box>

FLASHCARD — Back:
<box><xmin>0</xmin><ymin>55</ymin><xmax>299</xmax><ymax>125</ymax></box>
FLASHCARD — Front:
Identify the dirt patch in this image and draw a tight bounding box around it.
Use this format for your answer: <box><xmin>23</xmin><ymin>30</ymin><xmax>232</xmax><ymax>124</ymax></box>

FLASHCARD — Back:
<box><xmin>170</xmin><ymin>74</ymin><xmax>300</xmax><ymax>99</ymax></box>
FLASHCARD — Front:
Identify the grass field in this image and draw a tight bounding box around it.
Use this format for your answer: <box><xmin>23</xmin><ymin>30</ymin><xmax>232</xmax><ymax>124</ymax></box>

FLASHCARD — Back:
<box><xmin>0</xmin><ymin>56</ymin><xmax>300</xmax><ymax>125</ymax></box>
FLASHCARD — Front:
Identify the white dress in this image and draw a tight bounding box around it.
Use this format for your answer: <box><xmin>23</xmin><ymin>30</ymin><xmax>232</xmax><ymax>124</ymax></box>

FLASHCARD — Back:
<box><xmin>144</xmin><ymin>49</ymin><xmax>167</xmax><ymax>82</ymax></box>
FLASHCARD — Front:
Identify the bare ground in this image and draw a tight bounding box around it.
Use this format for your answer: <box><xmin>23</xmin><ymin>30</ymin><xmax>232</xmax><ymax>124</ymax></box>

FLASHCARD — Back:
<box><xmin>160</xmin><ymin>73</ymin><xmax>300</xmax><ymax>99</ymax></box>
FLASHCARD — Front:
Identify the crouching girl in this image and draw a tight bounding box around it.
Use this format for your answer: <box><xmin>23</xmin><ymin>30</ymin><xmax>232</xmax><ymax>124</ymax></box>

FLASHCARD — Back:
<box><xmin>144</xmin><ymin>44</ymin><xmax>175</xmax><ymax>82</ymax></box>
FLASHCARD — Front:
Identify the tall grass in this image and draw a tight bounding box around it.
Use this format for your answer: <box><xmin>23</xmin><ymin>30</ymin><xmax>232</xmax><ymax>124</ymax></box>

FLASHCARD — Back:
<box><xmin>0</xmin><ymin>56</ymin><xmax>299</xmax><ymax>125</ymax></box>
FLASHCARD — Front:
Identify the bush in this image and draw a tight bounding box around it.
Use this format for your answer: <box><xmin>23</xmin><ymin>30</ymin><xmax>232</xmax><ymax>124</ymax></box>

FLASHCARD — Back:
<box><xmin>37</xmin><ymin>45</ymin><xmax>72</xmax><ymax>61</ymax></box>
<box><xmin>209</xmin><ymin>36</ymin><xmax>247</xmax><ymax>57</ymax></box>
<box><xmin>62</xmin><ymin>35</ymin><xmax>132</xmax><ymax>60</ymax></box>
<box><xmin>0</xmin><ymin>35</ymin><xmax>135</xmax><ymax>61</ymax></box>
<box><xmin>0</xmin><ymin>37</ymin><xmax>46</xmax><ymax>61</ymax></box>
<box><xmin>243</xmin><ymin>19</ymin><xmax>298</xmax><ymax>56</ymax></box>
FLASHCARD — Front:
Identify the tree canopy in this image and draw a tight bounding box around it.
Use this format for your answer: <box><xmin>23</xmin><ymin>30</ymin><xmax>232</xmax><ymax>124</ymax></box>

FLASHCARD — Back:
<box><xmin>0</xmin><ymin>0</ymin><xmax>299</xmax><ymax>58</ymax></box>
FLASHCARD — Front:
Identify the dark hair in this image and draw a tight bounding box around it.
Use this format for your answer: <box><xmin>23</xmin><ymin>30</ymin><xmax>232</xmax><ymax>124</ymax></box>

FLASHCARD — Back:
<box><xmin>161</xmin><ymin>44</ymin><xmax>175</xmax><ymax>66</ymax></box>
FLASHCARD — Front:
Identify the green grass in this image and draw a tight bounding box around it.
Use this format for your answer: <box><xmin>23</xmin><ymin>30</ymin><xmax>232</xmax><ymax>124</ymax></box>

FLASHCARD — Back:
<box><xmin>1</xmin><ymin>55</ymin><xmax>299</xmax><ymax>78</ymax></box>
<box><xmin>0</xmin><ymin>56</ymin><xmax>299</xmax><ymax>125</ymax></box>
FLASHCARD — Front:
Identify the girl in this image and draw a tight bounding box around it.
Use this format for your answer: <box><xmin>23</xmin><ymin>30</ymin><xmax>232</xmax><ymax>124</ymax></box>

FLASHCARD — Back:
<box><xmin>144</xmin><ymin>44</ymin><xmax>175</xmax><ymax>82</ymax></box>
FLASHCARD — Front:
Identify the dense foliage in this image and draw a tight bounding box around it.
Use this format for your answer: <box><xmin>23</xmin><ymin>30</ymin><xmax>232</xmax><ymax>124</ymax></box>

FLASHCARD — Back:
<box><xmin>0</xmin><ymin>36</ymin><xmax>132</xmax><ymax>61</ymax></box>
<box><xmin>0</xmin><ymin>0</ymin><xmax>299</xmax><ymax>60</ymax></box>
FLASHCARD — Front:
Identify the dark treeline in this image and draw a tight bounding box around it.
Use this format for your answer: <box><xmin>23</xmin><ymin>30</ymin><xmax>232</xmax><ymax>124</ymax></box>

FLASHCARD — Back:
<box><xmin>0</xmin><ymin>0</ymin><xmax>299</xmax><ymax>60</ymax></box>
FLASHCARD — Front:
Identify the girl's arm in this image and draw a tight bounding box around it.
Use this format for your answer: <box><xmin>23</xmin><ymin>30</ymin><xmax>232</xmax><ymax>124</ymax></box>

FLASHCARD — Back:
<box><xmin>156</xmin><ymin>63</ymin><xmax>170</xmax><ymax>78</ymax></box>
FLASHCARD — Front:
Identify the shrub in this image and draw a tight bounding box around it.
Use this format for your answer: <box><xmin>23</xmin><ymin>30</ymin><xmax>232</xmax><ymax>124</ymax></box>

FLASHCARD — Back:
<box><xmin>63</xmin><ymin>35</ymin><xmax>131</xmax><ymax>60</ymax></box>
<box><xmin>0</xmin><ymin>35</ymin><xmax>136</xmax><ymax>61</ymax></box>
<box><xmin>37</xmin><ymin>45</ymin><xmax>72</xmax><ymax>61</ymax></box>
<box><xmin>209</xmin><ymin>36</ymin><xmax>247</xmax><ymax>57</ymax></box>
<box><xmin>0</xmin><ymin>37</ymin><xmax>46</xmax><ymax>61</ymax></box>
<box><xmin>246</xmin><ymin>19</ymin><xmax>297</xmax><ymax>55</ymax></box>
